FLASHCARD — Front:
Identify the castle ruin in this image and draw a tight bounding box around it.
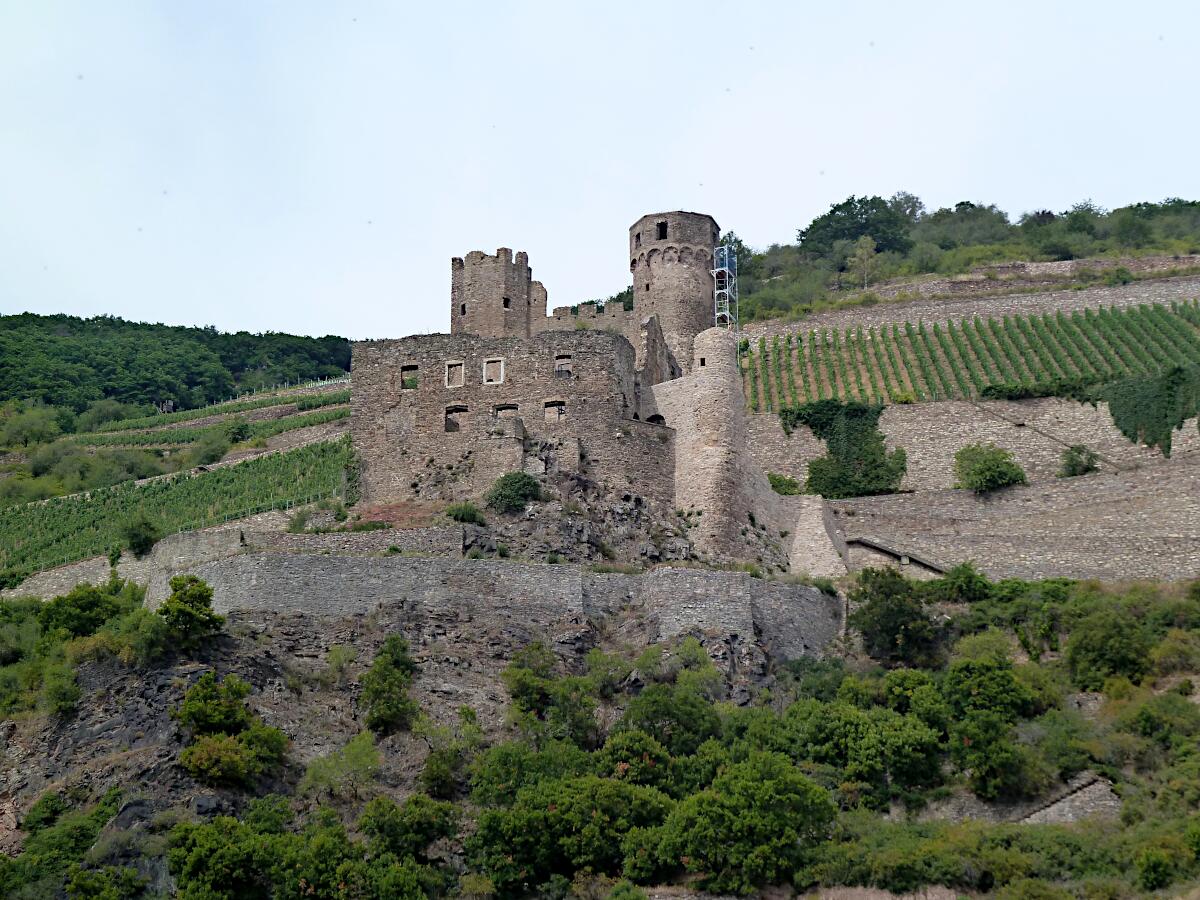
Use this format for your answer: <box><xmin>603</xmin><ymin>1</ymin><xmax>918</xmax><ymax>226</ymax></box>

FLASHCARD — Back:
<box><xmin>351</xmin><ymin>211</ymin><xmax>846</xmax><ymax>575</ymax></box>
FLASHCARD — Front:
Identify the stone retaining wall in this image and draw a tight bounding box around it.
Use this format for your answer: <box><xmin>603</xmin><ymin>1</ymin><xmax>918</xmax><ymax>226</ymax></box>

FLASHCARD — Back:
<box><xmin>747</xmin><ymin>398</ymin><xmax>1200</xmax><ymax>492</ymax></box>
<box><xmin>829</xmin><ymin>457</ymin><xmax>1200</xmax><ymax>581</ymax></box>
<box><xmin>247</xmin><ymin>526</ymin><xmax>463</xmax><ymax>556</ymax></box>
<box><xmin>183</xmin><ymin>554</ymin><xmax>842</xmax><ymax>661</ymax></box>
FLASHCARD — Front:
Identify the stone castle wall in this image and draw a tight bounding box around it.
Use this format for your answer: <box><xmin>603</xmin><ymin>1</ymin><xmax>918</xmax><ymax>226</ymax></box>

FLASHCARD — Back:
<box><xmin>650</xmin><ymin>329</ymin><xmax>844</xmax><ymax>576</ymax></box>
<box><xmin>747</xmin><ymin>398</ymin><xmax>1200</xmax><ymax>492</ymax></box>
<box><xmin>451</xmin><ymin>248</ymin><xmax>548</xmax><ymax>339</ymax></box>
<box><xmin>630</xmin><ymin>211</ymin><xmax>720</xmax><ymax>373</ymax></box>
<box><xmin>352</xmin><ymin>330</ymin><xmax>674</xmax><ymax>507</ymax></box>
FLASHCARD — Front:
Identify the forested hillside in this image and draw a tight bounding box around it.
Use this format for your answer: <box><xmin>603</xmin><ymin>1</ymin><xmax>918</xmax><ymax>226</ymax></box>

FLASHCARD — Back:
<box><xmin>724</xmin><ymin>195</ymin><xmax>1200</xmax><ymax>322</ymax></box>
<box><xmin>0</xmin><ymin>313</ymin><xmax>350</xmax><ymax>412</ymax></box>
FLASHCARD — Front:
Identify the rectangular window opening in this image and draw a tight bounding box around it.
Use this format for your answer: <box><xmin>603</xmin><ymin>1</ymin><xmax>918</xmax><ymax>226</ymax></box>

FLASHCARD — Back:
<box><xmin>503</xmin><ymin>296</ymin><xmax>511</xmax><ymax>309</ymax></box>
<box><xmin>656</xmin><ymin>221</ymin><xmax>668</xmax><ymax>240</ymax></box>
<box><xmin>444</xmin><ymin>404</ymin><xmax>467</xmax><ymax>433</ymax></box>
<box><xmin>634</xmin><ymin>233</ymin><xmax>642</xmax><ymax>248</ymax></box>
<box><xmin>554</xmin><ymin>354</ymin><xmax>573</xmax><ymax>378</ymax></box>
<box><xmin>459</xmin><ymin>303</ymin><xmax>466</xmax><ymax>316</ymax></box>
<box><xmin>544</xmin><ymin>400</ymin><xmax>566</xmax><ymax>424</ymax></box>
<box><xmin>445</xmin><ymin>361</ymin><xmax>464</xmax><ymax>388</ymax></box>
<box><xmin>494</xmin><ymin>404</ymin><xmax>518</xmax><ymax>419</ymax></box>
<box><xmin>482</xmin><ymin>358</ymin><xmax>505</xmax><ymax>384</ymax></box>
<box><xmin>400</xmin><ymin>364</ymin><xmax>419</xmax><ymax>389</ymax></box>
<box><xmin>699</xmin><ymin>357</ymin><xmax>706</xmax><ymax>367</ymax></box>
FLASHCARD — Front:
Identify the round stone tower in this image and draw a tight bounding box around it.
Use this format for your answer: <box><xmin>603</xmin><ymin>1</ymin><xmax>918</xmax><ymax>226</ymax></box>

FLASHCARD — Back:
<box><xmin>629</xmin><ymin>211</ymin><xmax>720</xmax><ymax>373</ymax></box>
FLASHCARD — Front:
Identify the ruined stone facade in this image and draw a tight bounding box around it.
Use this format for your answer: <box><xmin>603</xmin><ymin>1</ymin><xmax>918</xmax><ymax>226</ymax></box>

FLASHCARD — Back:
<box><xmin>351</xmin><ymin>210</ymin><xmax>847</xmax><ymax>574</ymax></box>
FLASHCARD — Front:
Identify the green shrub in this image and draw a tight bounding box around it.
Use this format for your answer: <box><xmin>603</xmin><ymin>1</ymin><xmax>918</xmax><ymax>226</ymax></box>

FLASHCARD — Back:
<box><xmin>485</xmin><ymin>472</ymin><xmax>542</xmax><ymax>513</ymax></box>
<box><xmin>651</xmin><ymin>752</ymin><xmax>835</xmax><ymax>894</ymax></box>
<box><xmin>37</xmin><ymin>583</ymin><xmax>124</xmax><ymax>637</ymax></box>
<box><xmin>3</xmin><ymin>788</ymin><xmax>122</xmax><ymax>896</ymax></box>
<box><xmin>445</xmin><ymin>501</ymin><xmax>486</xmax><ymax>525</ymax></box>
<box><xmin>848</xmin><ymin>568</ymin><xmax>940</xmax><ymax>667</ymax></box>
<box><xmin>359</xmin><ymin>793</ymin><xmax>457</xmax><ymax>862</ymax></box>
<box><xmin>121</xmin><ymin>514</ymin><xmax>161</xmax><ymax>558</ymax></box>
<box><xmin>469</xmin><ymin>776</ymin><xmax>674</xmax><ymax>894</ymax></box>
<box><xmin>767</xmin><ymin>472</ymin><xmax>802</xmax><ymax>495</ymax></box>
<box><xmin>1058</xmin><ymin>444</ymin><xmax>1099</xmax><ymax>477</ymax></box>
<box><xmin>416</xmin><ymin>707</ymin><xmax>484</xmax><ymax>799</ymax></box>
<box><xmin>954</xmin><ymin>443</ymin><xmax>1027</xmax><ymax>492</ymax></box>
<box><xmin>1066</xmin><ymin>607</ymin><xmax>1151</xmax><ymax>689</ymax></box>
<box><xmin>65</xmin><ymin>863</ymin><xmax>147</xmax><ymax>899</ymax></box>
<box><xmin>299</xmin><ymin>731</ymin><xmax>381</xmax><ymax>799</ymax></box>
<box><xmin>174</xmin><ymin>672</ymin><xmax>287</xmax><ymax>786</ymax></box>
<box><xmin>595</xmin><ymin>730</ymin><xmax>671</xmax><ymax>789</ymax></box>
<box><xmin>469</xmin><ymin>740</ymin><xmax>593</xmax><ymax>808</ymax></box>
<box><xmin>781</xmin><ymin>401</ymin><xmax>906</xmax><ymax>499</ymax></box>
<box><xmin>361</xmin><ymin>635</ymin><xmax>419</xmax><ymax>734</ymax></box>
<box><xmin>616</xmin><ymin>683</ymin><xmax>720</xmax><ymax>757</ymax></box>
<box><xmin>156</xmin><ymin>575</ymin><xmax>224</xmax><ymax>650</ymax></box>
<box><xmin>1150</xmin><ymin>628</ymin><xmax>1200</xmax><ymax>673</ymax></box>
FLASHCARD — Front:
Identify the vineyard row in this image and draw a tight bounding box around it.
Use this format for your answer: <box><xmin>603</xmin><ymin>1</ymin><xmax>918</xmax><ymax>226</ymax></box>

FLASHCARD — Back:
<box><xmin>741</xmin><ymin>300</ymin><xmax>1200</xmax><ymax>410</ymax></box>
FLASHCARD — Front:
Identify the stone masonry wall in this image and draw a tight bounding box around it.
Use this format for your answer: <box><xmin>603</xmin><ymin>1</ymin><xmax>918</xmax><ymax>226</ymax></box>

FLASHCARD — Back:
<box><xmin>630</xmin><ymin>211</ymin><xmax>721</xmax><ymax>373</ymax></box>
<box><xmin>747</xmin><ymin>398</ymin><xmax>1200</xmax><ymax>492</ymax></box>
<box><xmin>352</xmin><ymin>330</ymin><xmax>673</xmax><ymax>507</ymax></box>
<box><xmin>829</xmin><ymin>456</ymin><xmax>1200</xmax><ymax>581</ymax></box>
<box><xmin>246</xmin><ymin>526</ymin><xmax>463</xmax><ymax>557</ymax></box>
<box><xmin>650</xmin><ymin>329</ymin><xmax>844</xmax><ymax>576</ymax></box>
<box><xmin>183</xmin><ymin>553</ymin><xmax>842</xmax><ymax>661</ymax></box>
<box><xmin>451</xmin><ymin>248</ymin><xmax>548</xmax><ymax>339</ymax></box>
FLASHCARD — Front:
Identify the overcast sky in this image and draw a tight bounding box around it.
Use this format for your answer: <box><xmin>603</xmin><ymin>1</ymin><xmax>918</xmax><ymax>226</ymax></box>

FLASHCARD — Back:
<box><xmin>2</xmin><ymin>1</ymin><xmax>1198</xmax><ymax>339</ymax></box>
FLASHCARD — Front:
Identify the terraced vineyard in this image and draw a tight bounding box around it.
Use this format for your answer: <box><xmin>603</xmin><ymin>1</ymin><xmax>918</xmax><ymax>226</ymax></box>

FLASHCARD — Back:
<box><xmin>89</xmin><ymin>383</ymin><xmax>350</xmax><ymax>432</ymax></box>
<box><xmin>70</xmin><ymin>405</ymin><xmax>350</xmax><ymax>447</ymax></box>
<box><xmin>0</xmin><ymin>438</ymin><xmax>356</xmax><ymax>586</ymax></box>
<box><xmin>741</xmin><ymin>300</ymin><xmax>1200</xmax><ymax>410</ymax></box>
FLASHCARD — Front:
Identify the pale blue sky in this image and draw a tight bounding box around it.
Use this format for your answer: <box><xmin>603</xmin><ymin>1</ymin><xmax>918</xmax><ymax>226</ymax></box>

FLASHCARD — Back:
<box><xmin>2</xmin><ymin>1</ymin><xmax>1197</xmax><ymax>339</ymax></box>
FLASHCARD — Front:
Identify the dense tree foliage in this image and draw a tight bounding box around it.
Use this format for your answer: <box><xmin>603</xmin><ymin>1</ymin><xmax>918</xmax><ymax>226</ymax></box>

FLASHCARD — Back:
<box><xmin>4</xmin><ymin>569</ymin><xmax>1200</xmax><ymax>897</ymax></box>
<box><xmin>731</xmin><ymin>195</ymin><xmax>1200</xmax><ymax>322</ymax></box>
<box><xmin>0</xmin><ymin>313</ymin><xmax>350</xmax><ymax>412</ymax></box>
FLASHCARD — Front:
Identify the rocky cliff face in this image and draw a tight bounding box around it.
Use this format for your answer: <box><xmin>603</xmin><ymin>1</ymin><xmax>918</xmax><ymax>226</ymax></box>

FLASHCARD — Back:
<box><xmin>0</xmin><ymin>573</ymin><xmax>840</xmax><ymax>858</ymax></box>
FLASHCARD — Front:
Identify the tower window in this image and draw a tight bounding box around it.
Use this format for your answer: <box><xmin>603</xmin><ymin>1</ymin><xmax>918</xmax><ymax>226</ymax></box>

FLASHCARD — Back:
<box><xmin>544</xmin><ymin>400</ymin><xmax>566</xmax><ymax>424</ymax></box>
<box><xmin>493</xmin><ymin>403</ymin><xmax>518</xmax><ymax>419</ymax></box>
<box><xmin>656</xmin><ymin>221</ymin><xmax>668</xmax><ymax>240</ymax></box>
<box><xmin>699</xmin><ymin>358</ymin><xmax>706</xmax><ymax>368</ymax></box>
<box><xmin>482</xmin><ymin>358</ymin><xmax>505</xmax><ymax>384</ymax></box>
<box><xmin>460</xmin><ymin>303</ymin><xmax>466</xmax><ymax>316</ymax></box>
<box><xmin>444</xmin><ymin>404</ymin><xmax>467</xmax><ymax>432</ymax></box>
<box><xmin>634</xmin><ymin>233</ymin><xmax>642</xmax><ymax>248</ymax></box>
<box><xmin>645</xmin><ymin>283</ymin><xmax>650</xmax><ymax>292</ymax></box>
<box><xmin>554</xmin><ymin>354</ymin><xmax>573</xmax><ymax>377</ymax></box>
<box><xmin>400</xmin><ymin>364</ymin><xmax>419</xmax><ymax>389</ymax></box>
<box><xmin>503</xmin><ymin>296</ymin><xmax>511</xmax><ymax>309</ymax></box>
<box><xmin>445</xmin><ymin>361</ymin><xmax>464</xmax><ymax>388</ymax></box>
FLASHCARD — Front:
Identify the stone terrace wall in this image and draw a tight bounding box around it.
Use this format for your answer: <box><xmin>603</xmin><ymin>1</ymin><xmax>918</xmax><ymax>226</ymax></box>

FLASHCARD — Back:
<box><xmin>741</xmin><ymin>274</ymin><xmax>1200</xmax><ymax>341</ymax></box>
<box><xmin>829</xmin><ymin>457</ymin><xmax>1200</xmax><ymax>581</ymax></box>
<box><xmin>1</xmin><ymin>523</ymin><xmax>463</xmax><ymax>603</ymax></box>
<box><xmin>247</xmin><ymin>526</ymin><xmax>463</xmax><ymax>556</ymax></box>
<box><xmin>867</xmin><ymin>255</ymin><xmax>1200</xmax><ymax>302</ymax></box>
<box><xmin>184</xmin><ymin>553</ymin><xmax>842</xmax><ymax>661</ymax></box>
<box><xmin>747</xmin><ymin>399</ymin><xmax>1200</xmax><ymax>492</ymax></box>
